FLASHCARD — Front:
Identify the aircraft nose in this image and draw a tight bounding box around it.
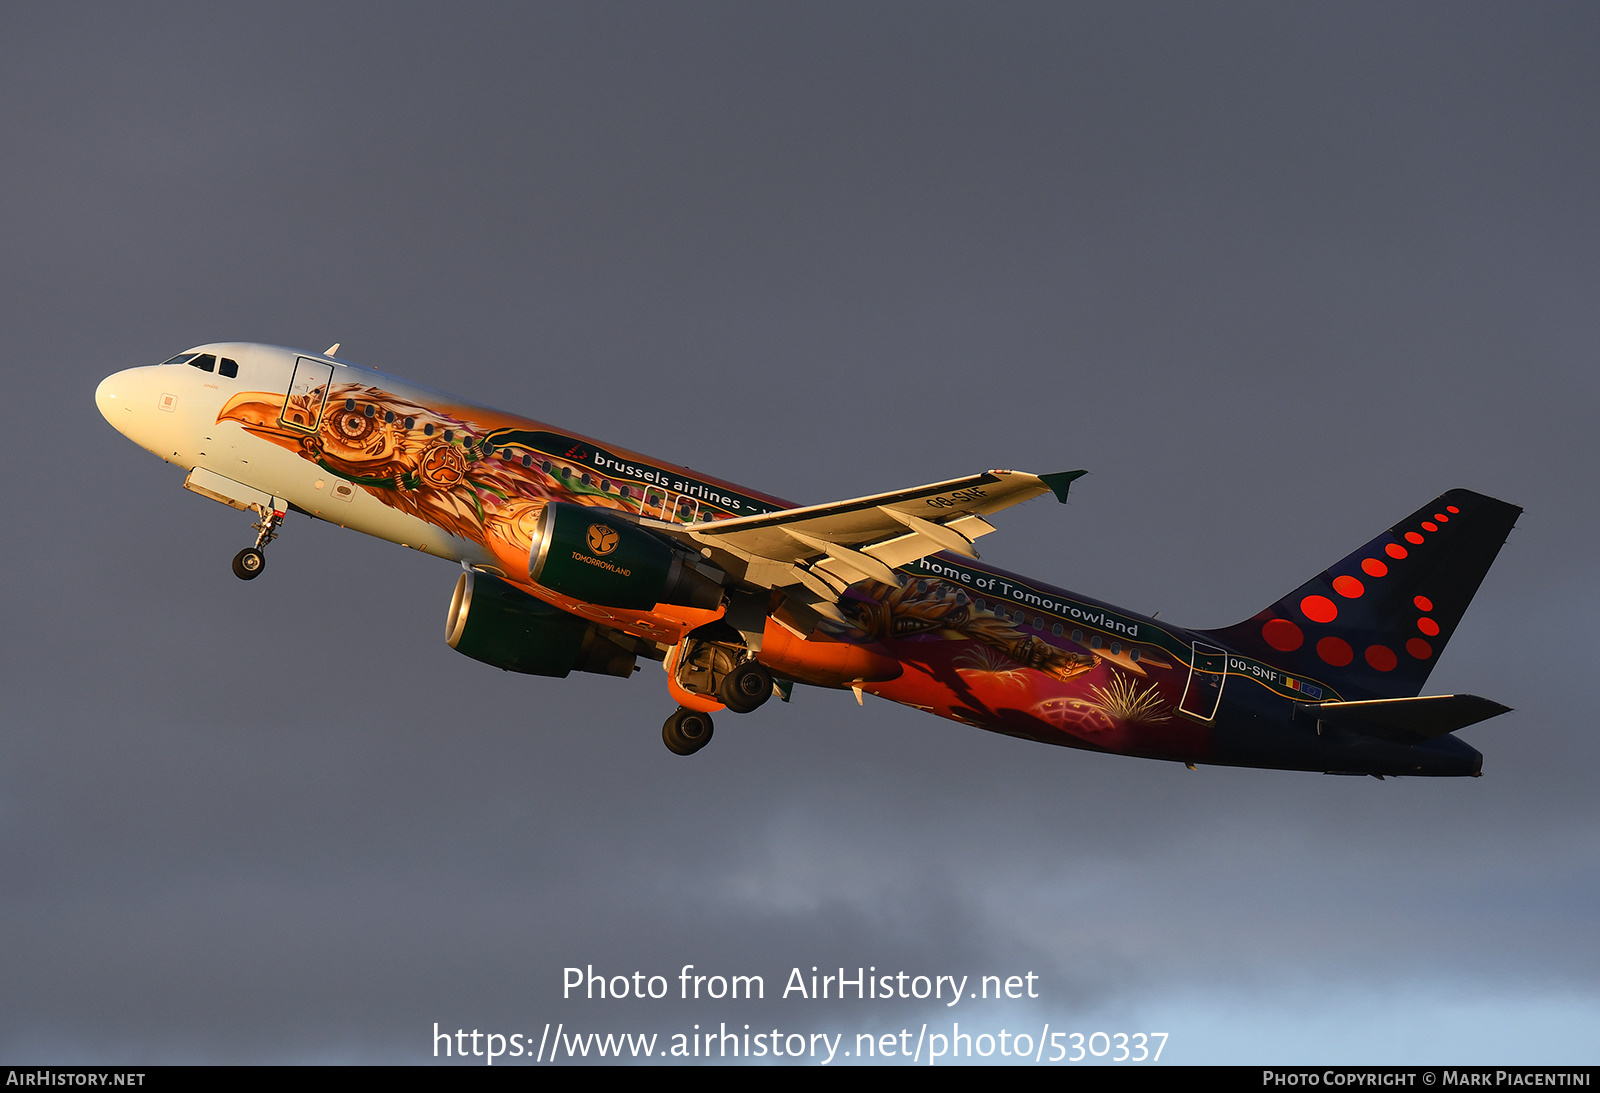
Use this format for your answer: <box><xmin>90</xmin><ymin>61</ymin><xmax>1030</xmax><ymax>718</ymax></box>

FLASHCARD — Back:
<box><xmin>95</xmin><ymin>371</ymin><xmax>122</xmax><ymax>425</ymax></box>
<box><xmin>96</xmin><ymin>367</ymin><xmax>150</xmax><ymax>435</ymax></box>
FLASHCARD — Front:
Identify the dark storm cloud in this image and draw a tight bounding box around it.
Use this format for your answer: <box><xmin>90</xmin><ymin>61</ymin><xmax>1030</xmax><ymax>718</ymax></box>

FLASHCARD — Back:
<box><xmin>0</xmin><ymin>1</ymin><xmax>1596</xmax><ymax>1063</ymax></box>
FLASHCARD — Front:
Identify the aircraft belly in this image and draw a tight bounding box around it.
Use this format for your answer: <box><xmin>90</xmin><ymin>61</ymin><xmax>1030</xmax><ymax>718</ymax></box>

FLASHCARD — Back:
<box><xmin>854</xmin><ymin>633</ymin><xmax>1211</xmax><ymax>763</ymax></box>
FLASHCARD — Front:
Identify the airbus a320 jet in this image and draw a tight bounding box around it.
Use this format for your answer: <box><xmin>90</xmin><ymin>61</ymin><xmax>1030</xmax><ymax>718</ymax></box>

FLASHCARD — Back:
<box><xmin>97</xmin><ymin>344</ymin><xmax>1519</xmax><ymax>774</ymax></box>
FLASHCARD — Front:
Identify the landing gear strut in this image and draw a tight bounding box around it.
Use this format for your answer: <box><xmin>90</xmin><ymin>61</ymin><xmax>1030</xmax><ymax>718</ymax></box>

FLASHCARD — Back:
<box><xmin>232</xmin><ymin>504</ymin><xmax>285</xmax><ymax>581</ymax></box>
<box><xmin>662</xmin><ymin>707</ymin><xmax>715</xmax><ymax>756</ymax></box>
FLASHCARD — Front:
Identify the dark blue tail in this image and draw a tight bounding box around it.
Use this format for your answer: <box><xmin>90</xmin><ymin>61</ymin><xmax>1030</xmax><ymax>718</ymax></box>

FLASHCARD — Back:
<box><xmin>1202</xmin><ymin>489</ymin><xmax>1521</xmax><ymax>700</ymax></box>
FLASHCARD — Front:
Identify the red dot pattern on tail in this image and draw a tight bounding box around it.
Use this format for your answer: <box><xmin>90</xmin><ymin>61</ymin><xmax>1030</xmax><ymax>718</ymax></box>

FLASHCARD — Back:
<box><xmin>1332</xmin><ymin>575</ymin><xmax>1365</xmax><ymax>599</ymax></box>
<box><xmin>1317</xmin><ymin>636</ymin><xmax>1353</xmax><ymax>667</ymax></box>
<box><xmin>1262</xmin><ymin>619</ymin><xmax>1304</xmax><ymax>651</ymax></box>
<box><xmin>1301</xmin><ymin>595</ymin><xmax>1338</xmax><ymax>623</ymax></box>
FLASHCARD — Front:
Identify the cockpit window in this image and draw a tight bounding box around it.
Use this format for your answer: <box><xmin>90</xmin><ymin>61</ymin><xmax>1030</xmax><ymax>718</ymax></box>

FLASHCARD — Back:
<box><xmin>161</xmin><ymin>353</ymin><xmax>199</xmax><ymax>366</ymax></box>
<box><xmin>219</xmin><ymin>358</ymin><xmax>239</xmax><ymax>378</ymax></box>
<box><xmin>189</xmin><ymin>354</ymin><xmax>217</xmax><ymax>373</ymax></box>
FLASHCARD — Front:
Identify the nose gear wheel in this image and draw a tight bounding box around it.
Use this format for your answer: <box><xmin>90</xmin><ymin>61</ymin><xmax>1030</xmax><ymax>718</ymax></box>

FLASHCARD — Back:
<box><xmin>232</xmin><ymin>548</ymin><xmax>265</xmax><ymax>580</ymax></box>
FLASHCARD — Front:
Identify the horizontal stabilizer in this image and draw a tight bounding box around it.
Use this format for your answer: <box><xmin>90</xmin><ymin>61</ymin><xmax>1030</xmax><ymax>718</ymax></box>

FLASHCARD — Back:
<box><xmin>1299</xmin><ymin>694</ymin><xmax>1511</xmax><ymax>743</ymax></box>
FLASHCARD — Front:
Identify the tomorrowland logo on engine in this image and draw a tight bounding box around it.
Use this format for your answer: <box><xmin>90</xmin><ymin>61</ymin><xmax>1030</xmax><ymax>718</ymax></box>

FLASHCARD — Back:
<box><xmin>586</xmin><ymin>523</ymin><xmax>620</xmax><ymax>556</ymax></box>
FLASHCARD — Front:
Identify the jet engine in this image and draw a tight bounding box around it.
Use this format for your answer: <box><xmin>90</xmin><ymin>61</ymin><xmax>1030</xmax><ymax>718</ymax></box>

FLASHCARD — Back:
<box><xmin>445</xmin><ymin>569</ymin><xmax>640</xmax><ymax>678</ymax></box>
<box><xmin>527</xmin><ymin>502</ymin><xmax>723</xmax><ymax>611</ymax></box>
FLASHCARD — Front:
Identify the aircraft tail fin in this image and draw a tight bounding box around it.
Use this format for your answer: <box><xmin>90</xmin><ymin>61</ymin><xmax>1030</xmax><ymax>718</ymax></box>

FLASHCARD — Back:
<box><xmin>1200</xmin><ymin>489</ymin><xmax>1520</xmax><ymax>700</ymax></box>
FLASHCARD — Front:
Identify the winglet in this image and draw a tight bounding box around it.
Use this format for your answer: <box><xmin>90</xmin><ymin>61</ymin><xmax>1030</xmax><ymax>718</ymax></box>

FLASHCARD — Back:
<box><xmin>1038</xmin><ymin>470</ymin><xmax>1088</xmax><ymax>504</ymax></box>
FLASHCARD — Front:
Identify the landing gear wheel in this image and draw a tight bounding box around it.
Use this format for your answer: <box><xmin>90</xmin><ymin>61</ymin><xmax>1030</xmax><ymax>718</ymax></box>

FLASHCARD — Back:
<box><xmin>662</xmin><ymin>707</ymin><xmax>715</xmax><ymax>756</ymax></box>
<box><xmin>232</xmin><ymin>547</ymin><xmax>265</xmax><ymax>580</ymax></box>
<box><xmin>718</xmin><ymin>661</ymin><xmax>774</xmax><ymax>714</ymax></box>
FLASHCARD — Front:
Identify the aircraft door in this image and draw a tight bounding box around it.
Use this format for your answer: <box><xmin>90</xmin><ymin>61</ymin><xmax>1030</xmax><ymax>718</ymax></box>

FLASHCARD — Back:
<box><xmin>1178</xmin><ymin>641</ymin><xmax>1228</xmax><ymax>721</ymax></box>
<box><xmin>279</xmin><ymin>357</ymin><xmax>336</xmax><ymax>433</ymax></box>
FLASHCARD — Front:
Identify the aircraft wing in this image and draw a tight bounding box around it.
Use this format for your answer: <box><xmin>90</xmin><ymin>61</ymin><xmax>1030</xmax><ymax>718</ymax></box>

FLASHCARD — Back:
<box><xmin>651</xmin><ymin>469</ymin><xmax>1085</xmax><ymax>605</ymax></box>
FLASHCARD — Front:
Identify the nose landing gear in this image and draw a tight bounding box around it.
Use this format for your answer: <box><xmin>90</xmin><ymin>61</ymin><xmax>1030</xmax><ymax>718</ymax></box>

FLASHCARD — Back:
<box><xmin>232</xmin><ymin>504</ymin><xmax>285</xmax><ymax>581</ymax></box>
<box><xmin>232</xmin><ymin>547</ymin><xmax>266</xmax><ymax>580</ymax></box>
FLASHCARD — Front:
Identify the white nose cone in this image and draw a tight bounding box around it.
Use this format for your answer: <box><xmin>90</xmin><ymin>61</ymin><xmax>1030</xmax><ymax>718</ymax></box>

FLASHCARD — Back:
<box><xmin>95</xmin><ymin>372</ymin><xmax>121</xmax><ymax>427</ymax></box>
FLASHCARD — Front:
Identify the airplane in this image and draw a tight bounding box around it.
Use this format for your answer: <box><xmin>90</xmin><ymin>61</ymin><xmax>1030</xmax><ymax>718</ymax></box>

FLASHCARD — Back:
<box><xmin>96</xmin><ymin>343</ymin><xmax>1520</xmax><ymax>775</ymax></box>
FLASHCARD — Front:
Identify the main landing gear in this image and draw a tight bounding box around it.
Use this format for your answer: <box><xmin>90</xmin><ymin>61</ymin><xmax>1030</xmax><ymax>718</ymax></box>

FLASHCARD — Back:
<box><xmin>662</xmin><ymin>707</ymin><xmax>715</xmax><ymax>756</ymax></box>
<box><xmin>718</xmin><ymin>661</ymin><xmax>775</xmax><ymax>714</ymax></box>
<box><xmin>231</xmin><ymin>504</ymin><xmax>285</xmax><ymax>581</ymax></box>
<box><xmin>661</xmin><ymin>639</ymin><xmax>778</xmax><ymax>756</ymax></box>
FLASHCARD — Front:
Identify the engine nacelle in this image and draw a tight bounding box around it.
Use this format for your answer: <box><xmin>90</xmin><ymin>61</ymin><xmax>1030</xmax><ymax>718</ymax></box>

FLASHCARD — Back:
<box><xmin>527</xmin><ymin>502</ymin><xmax>722</xmax><ymax>611</ymax></box>
<box><xmin>445</xmin><ymin>570</ymin><xmax>638</xmax><ymax>678</ymax></box>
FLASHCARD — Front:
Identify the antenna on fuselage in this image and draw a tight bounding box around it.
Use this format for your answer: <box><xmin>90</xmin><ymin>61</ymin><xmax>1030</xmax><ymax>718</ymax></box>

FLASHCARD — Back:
<box><xmin>324</xmin><ymin>343</ymin><xmax>340</xmax><ymax>356</ymax></box>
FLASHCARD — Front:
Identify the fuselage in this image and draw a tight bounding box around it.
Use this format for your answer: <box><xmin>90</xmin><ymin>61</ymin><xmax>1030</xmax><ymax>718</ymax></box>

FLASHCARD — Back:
<box><xmin>96</xmin><ymin>343</ymin><xmax>1484</xmax><ymax>776</ymax></box>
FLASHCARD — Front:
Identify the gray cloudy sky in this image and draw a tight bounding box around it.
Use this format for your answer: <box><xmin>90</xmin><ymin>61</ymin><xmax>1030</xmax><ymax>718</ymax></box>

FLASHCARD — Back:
<box><xmin>2</xmin><ymin>2</ymin><xmax>1597</xmax><ymax>1064</ymax></box>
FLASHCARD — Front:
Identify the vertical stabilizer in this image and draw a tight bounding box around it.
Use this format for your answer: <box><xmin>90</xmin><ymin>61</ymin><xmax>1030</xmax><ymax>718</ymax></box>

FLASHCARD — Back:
<box><xmin>1201</xmin><ymin>490</ymin><xmax>1520</xmax><ymax>700</ymax></box>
